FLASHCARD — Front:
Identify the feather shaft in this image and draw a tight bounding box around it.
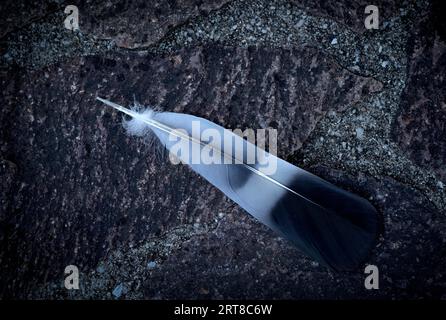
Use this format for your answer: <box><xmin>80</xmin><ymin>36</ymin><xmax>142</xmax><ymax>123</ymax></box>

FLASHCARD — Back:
<box><xmin>97</xmin><ymin>97</ymin><xmax>324</xmax><ymax>208</ymax></box>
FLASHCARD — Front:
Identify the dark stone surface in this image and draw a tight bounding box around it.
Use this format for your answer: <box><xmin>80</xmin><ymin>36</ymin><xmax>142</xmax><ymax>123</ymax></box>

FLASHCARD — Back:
<box><xmin>1</xmin><ymin>0</ymin><xmax>445</xmax><ymax>300</ymax></box>
<box><xmin>0</xmin><ymin>0</ymin><xmax>230</xmax><ymax>44</ymax></box>
<box><xmin>0</xmin><ymin>1</ymin><xmax>60</xmax><ymax>38</ymax></box>
<box><xmin>290</xmin><ymin>0</ymin><xmax>401</xmax><ymax>33</ymax></box>
<box><xmin>144</xmin><ymin>167</ymin><xmax>446</xmax><ymax>299</ymax></box>
<box><xmin>0</xmin><ymin>46</ymin><xmax>380</xmax><ymax>298</ymax></box>
<box><xmin>392</xmin><ymin>1</ymin><xmax>446</xmax><ymax>181</ymax></box>
<box><xmin>80</xmin><ymin>0</ymin><xmax>232</xmax><ymax>48</ymax></box>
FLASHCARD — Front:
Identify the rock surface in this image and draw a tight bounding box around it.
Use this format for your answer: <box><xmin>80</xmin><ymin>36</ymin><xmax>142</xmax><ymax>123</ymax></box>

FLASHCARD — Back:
<box><xmin>1</xmin><ymin>0</ymin><xmax>445</xmax><ymax>299</ymax></box>
<box><xmin>392</xmin><ymin>1</ymin><xmax>446</xmax><ymax>181</ymax></box>
<box><xmin>80</xmin><ymin>0</ymin><xmax>232</xmax><ymax>49</ymax></box>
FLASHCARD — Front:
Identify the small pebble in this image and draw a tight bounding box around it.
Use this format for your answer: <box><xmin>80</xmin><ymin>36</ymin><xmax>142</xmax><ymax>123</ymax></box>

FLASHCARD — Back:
<box><xmin>96</xmin><ymin>265</ymin><xmax>105</xmax><ymax>274</ymax></box>
<box><xmin>295</xmin><ymin>19</ymin><xmax>305</xmax><ymax>28</ymax></box>
<box><xmin>112</xmin><ymin>283</ymin><xmax>125</xmax><ymax>298</ymax></box>
<box><xmin>355</xmin><ymin>127</ymin><xmax>364</xmax><ymax>140</ymax></box>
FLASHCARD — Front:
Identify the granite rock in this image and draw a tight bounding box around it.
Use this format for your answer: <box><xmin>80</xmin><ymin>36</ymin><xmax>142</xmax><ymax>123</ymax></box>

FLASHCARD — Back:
<box><xmin>392</xmin><ymin>1</ymin><xmax>446</xmax><ymax>181</ymax></box>
<box><xmin>1</xmin><ymin>0</ymin><xmax>445</xmax><ymax>300</ymax></box>
<box><xmin>0</xmin><ymin>45</ymin><xmax>379</xmax><ymax>298</ymax></box>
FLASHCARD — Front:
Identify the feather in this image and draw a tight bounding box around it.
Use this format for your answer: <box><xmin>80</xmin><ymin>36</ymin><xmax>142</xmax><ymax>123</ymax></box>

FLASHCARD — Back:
<box><xmin>97</xmin><ymin>97</ymin><xmax>378</xmax><ymax>272</ymax></box>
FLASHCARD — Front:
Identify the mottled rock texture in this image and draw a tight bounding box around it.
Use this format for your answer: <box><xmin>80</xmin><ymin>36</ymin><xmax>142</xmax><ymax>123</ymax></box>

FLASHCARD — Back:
<box><xmin>1</xmin><ymin>0</ymin><xmax>445</xmax><ymax>299</ymax></box>
<box><xmin>290</xmin><ymin>0</ymin><xmax>400</xmax><ymax>33</ymax></box>
<box><xmin>79</xmin><ymin>0</ymin><xmax>232</xmax><ymax>48</ymax></box>
<box><xmin>0</xmin><ymin>46</ymin><xmax>380</xmax><ymax>298</ymax></box>
<box><xmin>0</xmin><ymin>1</ymin><xmax>59</xmax><ymax>38</ymax></box>
<box><xmin>144</xmin><ymin>167</ymin><xmax>446</xmax><ymax>299</ymax></box>
<box><xmin>392</xmin><ymin>0</ymin><xmax>446</xmax><ymax>181</ymax></box>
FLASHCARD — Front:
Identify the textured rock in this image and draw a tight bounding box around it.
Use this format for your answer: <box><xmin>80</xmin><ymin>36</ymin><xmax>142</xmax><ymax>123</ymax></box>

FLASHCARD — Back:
<box><xmin>0</xmin><ymin>1</ymin><xmax>59</xmax><ymax>38</ymax></box>
<box><xmin>392</xmin><ymin>2</ymin><xmax>446</xmax><ymax>181</ymax></box>
<box><xmin>0</xmin><ymin>160</ymin><xmax>16</xmax><ymax>220</ymax></box>
<box><xmin>1</xmin><ymin>0</ymin><xmax>446</xmax><ymax>300</ymax></box>
<box><xmin>143</xmin><ymin>167</ymin><xmax>446</xmax><ymax>299</ymax></box>
<box><xmin>0</xmin><ymin>46</ymin><xmax>380</xmax><ymax>298</ymax></box>
<box><xmin>80</xmin><ymin>0</ymin><xmax>232</xmax><ymax>48</ymax></box>
<box><xmin>290</xmin><ymin>0</ymin><xmax>401</xmax><ymax>33</ymax></box>
<box><xmin>0</xmin><ymin>0</ymin><xmax>231</xmax><ymax>44</ymax></box>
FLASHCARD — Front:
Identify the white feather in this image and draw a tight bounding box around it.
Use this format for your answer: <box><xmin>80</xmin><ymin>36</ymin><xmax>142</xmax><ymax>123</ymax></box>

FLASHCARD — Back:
<box><xmin>97</xmin><ymin>97</ymin><xmax>379</xmax><ymax>272</ymax></box>
<box><xmin>122</xmin><ymin>107</ymin><xmax>155</xmax><ymax>137</ymax></box>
